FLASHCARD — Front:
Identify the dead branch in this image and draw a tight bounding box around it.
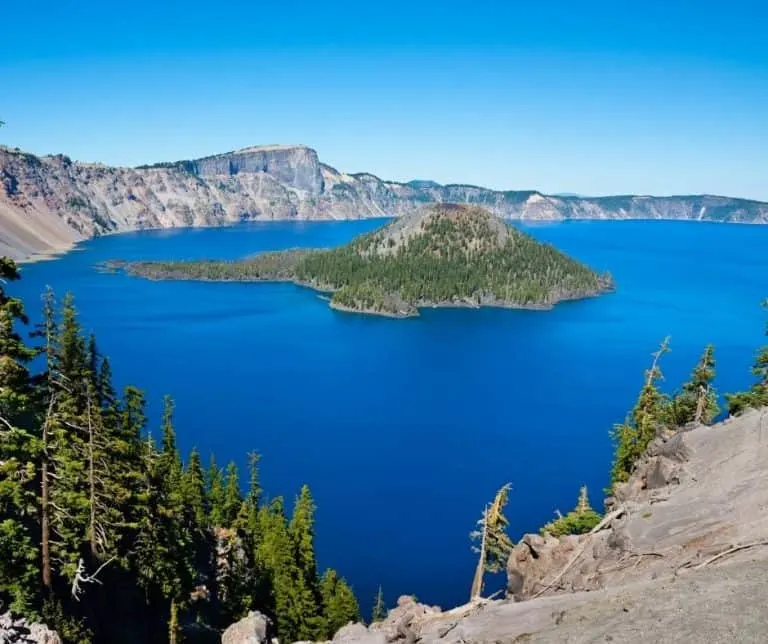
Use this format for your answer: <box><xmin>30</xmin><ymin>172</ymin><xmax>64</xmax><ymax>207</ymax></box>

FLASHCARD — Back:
<box><xmin>694</xmin><ymin>541</ymin><xmax>768</xmax><ymax>570</ymax></box>
<box><xmin>532</xmin><ymin>506</ymin><xmax>626</xmax><ymax>599</ymax></box>
<box><xmin>71</xmin><ymin>556</ymin><xmax>115</xmax><ymax>600</ymax></box>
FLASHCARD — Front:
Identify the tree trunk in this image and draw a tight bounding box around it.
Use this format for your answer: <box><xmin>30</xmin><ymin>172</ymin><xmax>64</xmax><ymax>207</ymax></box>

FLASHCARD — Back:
<box><xmin>87</xmin><ymin>394</ymin><xmax>97</xmax><ymax>558</ymax></box>
<box><xmin>41</xmin><ymin>395</ymin><xmax>55</xmax><ymax>590</ymax></box>
<box><xmin>694</xmin><ymin>385</ymin><xmax>708</xmax><ymax>425</ymax></box>
<box><xmin>169</xmin><ymin>599</ymin><xmax>179</xmax><ymax>644</ymax></box>
<box><xmin>470</xmin><ymin>505</ymin><xmax>488</xmax><ymax>600</ymax></box>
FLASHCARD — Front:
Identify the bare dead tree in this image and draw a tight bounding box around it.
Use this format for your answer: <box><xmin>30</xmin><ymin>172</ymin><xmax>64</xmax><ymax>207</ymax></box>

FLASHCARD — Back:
<box><xmin>71</xmin><ymin>556</ymin><xmax>115</xmax><ymax>601</ymax></box>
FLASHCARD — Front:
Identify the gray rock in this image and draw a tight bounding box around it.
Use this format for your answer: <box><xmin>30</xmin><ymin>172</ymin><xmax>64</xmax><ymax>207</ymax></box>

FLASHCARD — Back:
<box><xmin>222</xmin><ymin>610</ymin><xmax>271</xmax><ymax>644</ymax></box>
<box><xmin>3</xmin><ymin>144</ymin><xmax>768</xmax><ymax>262</ymax></box>
<box><xmin>0</xmin><ymin>612</ymin><xmax>61</xmax><ymax>644</ymax></box>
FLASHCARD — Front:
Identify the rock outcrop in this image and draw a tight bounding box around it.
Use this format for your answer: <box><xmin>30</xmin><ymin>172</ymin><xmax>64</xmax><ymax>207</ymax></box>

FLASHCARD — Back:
<box><xmin>2</xmin><ymin>143</ymin><xmax>768</xmax><ymax>261</ymax></box>
<box><xmin>318</xmin><ymin>407</ymin><xmax>768</xmax><ymax>642</ymax></box>
<box><xmin>0</xmin><ymin>613</ymin><xmax>61</xmax><ymax>644</ymax></box>
<box><xmin>221</xmin><ymin>610</ymin><xmax>272</xmax><ymax>644</ymax></box>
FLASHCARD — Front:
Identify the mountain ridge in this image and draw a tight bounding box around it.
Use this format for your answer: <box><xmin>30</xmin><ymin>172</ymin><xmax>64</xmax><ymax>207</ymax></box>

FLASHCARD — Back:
<box><xmin>2</xmin><ymin>143</ymin><xmax>768</xmax><ymax>261</ymax></box>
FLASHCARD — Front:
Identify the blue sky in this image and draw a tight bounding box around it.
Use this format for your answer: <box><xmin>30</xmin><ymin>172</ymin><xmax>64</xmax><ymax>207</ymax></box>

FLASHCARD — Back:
<box><xmin>2</xmin><ymin>0</ymin><xmax>767</xmax><ymax>199</ymax></box>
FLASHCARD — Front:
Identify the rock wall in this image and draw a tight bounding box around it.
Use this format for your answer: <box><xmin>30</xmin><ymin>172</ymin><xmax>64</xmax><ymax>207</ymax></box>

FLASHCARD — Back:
<box><xmin>2</xmin><ymin>143</ymin><xmax>768</xmax><ymax>261</ymax></box>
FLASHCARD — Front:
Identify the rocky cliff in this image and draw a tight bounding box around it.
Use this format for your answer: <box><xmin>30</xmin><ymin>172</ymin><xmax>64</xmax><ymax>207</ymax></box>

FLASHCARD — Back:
<box><xmin>315</xmin><ymin>407</ymin><xmax>768</xmax><ymax>643</ymax></box>
<box><xmin>2</xmin><ymin>144</ymin><xmax>768</xmax><ymax>261</ymax></box>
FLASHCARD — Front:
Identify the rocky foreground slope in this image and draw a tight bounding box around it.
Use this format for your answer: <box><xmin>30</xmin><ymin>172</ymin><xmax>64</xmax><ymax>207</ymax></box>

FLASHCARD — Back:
<box><xmin>2</xmin><ymin>144</ymin><xmax>768</xmax><ymax>261</ymax></box>
<box><xmin>291</xmin><ymin>407</ymin><xmax>768</xmax><ymax>643</ymax></box>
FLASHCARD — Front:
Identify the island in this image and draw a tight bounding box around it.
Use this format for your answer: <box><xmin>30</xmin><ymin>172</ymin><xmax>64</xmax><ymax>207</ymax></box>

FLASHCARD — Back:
<box><xmin>105</xmin><ymin>204</ymin><xmax>614</xmax><ymax>317</ymax></box>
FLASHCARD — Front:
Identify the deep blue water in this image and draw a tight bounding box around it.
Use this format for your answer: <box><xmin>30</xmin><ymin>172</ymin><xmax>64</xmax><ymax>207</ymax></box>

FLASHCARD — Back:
<box><xmin>10</xmin><ymin>220</ymin><xmax>768</xmax><ymax>611</ymax></box>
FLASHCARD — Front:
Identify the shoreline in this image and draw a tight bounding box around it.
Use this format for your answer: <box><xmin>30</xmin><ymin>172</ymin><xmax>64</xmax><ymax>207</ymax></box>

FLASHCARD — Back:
<box><xmin>109</xmin><ymin>261</ymin><xmax>612</xmax><ymax>319</ymax></box>
<box><xmin>14</xmin><ymin>216</ymin><xmax>766</xmax><ymax>265</ymax></box>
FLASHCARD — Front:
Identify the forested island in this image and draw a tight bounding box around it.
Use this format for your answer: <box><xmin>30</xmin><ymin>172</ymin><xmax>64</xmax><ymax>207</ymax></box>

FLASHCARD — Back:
<box><xmin>106</xmin><ymin>204</ymin><xmax>614</xmax><ymax>317</ymax></box>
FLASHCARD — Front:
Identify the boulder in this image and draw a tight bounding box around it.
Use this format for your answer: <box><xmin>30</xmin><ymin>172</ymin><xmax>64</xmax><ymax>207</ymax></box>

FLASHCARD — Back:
<box><xmin>222</xmin><ymin>611</ymin><xmax>271</xmax><ymax>644</ymax></box>
<box><xmin>0</xmin><ymin>612</ymin><xmax>61</xmax><ymax>644</ymax></box>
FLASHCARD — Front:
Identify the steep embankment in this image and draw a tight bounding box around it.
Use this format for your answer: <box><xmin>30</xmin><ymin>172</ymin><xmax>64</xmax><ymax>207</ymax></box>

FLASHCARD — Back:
<box><xmin>318</xmin><ymin>407</ymin><xmax>768</xmax><ymax>643</ymax></box>
<box><xmin>2</xmin><ymin>144</ymin><xmax>768</xmax><ymax>261</ymax></box>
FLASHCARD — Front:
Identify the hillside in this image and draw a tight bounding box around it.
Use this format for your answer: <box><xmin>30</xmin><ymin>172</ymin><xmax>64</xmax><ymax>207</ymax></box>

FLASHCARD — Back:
<box><xmin>110</xmin><ymin>204</ymin><xmax>614</xmax><ymax>317</ymax></box>
<box><xmin>2</xmin><ymin>144</ymin><xmax>768</xmax><ymax>261</ymax></box>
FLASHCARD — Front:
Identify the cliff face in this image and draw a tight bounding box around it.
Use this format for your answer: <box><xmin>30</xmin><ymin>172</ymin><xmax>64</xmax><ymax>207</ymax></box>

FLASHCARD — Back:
<box><xmin>2</xmin><ymin>143</ymin><xmax>768</xmax><ymax>261</ymax></box>
<box><xmin>306</xmin><ymin>408</ymin><xmax>768</xmax><ymax>644</ymax></box>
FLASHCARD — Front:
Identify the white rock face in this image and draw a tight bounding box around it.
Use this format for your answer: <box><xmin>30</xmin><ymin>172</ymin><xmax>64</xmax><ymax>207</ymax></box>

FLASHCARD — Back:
<box><xmin>2</xmin><ymin>144</ymin><xmax>768</xmax><ymax>261</ymax></box>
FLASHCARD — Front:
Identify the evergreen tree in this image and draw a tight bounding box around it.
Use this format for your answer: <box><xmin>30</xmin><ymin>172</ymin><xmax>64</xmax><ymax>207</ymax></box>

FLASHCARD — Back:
<box><xmin>221</xmin><ymin>461</ymin><xmax>243</xmax><ymax>528</ymax></box>
<box><xmin>371</xmin><ymin>585</ymin><xmax>387</xmax><ymax>623</ymax></box>
<box><xmin>256</xmin><ymin>497</ymin><xmax>321</xmax><ymax>642</ymax></box>
<box><xmin>0</xmin><ymin>258</ymin><xmax>39</xmax><ymax>613</ymax></box>
<box><xmin>319</xmin><ymin>569</ymin><xmax>361</xmax><ymax>638</ymax></box>
<box><xmin>726</xmin><ymin>300</ymin><xmax>768</xmax><ymax>415</ymax></box>
<box><xmin>610</xmin><ymin>338</ymin><xmax>671</xmax><ymax>487</ymax></box>
<box><xmin>670</xmin><ymin>345</ymin><xmax>719</xmax><ymax>426</ymax></box>
<box><xmin>470</xmin><ymin>483</ymin><xmax>514</xmax><ymax>600</ymax></box>
<box><xmin>540</xmin><ymin>486</ymin><xmax>602</xmax><ymax>537</ymax></box>
<box><xmin>208</xmin><ymin>456</ymin><xmax>226</xmax><ymax>528</ymax></box>
<box><xmin>181</xmin><ymin>448</ymin><xmax>209</xmax><ymax>531</ymax></box>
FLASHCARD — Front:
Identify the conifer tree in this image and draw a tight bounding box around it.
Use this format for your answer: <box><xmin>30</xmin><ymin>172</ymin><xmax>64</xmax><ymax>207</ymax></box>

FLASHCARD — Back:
<box><xmin>726</xmin><ymin>300</ymin><xmax>768</xmax><ymax>415</ymax></box>
<box><xmin>470</xmin><ymin>483</ymin><xmax>514</xmax><ymax>600</ymax></box>
<box><xmin>182</xmin><ymin>448</ymin><xmax>209</xmax><ymax>531</ymax></box>
<box><xmin>371</xmin><ymin>585</ymin><xmax>387</xmax><ymax>623</ymax></box>
<box><xmin>319</xmin><ymin>569</ymin><xmax>361</xmax><ymax>638</ymax></box>
<box><xmin>221</xmin><ymin>461</ymin><xmax>243</xmax><ymax>527</ymax></box>
<box><xmin>0</xmin><ymin>258</ymin><xmax>39</xmax><ymax>613</ymax></box>
<box><xmin>610</xmin><ymin>338</ymin><xmax>671</xmax><ymax>487</ymax></box>
<box><xmin>208</xmin><ymin>456</ymin><xmax>226</xmax><ymax>527</ymax></box>
<box><xmin>540</xmin><ymin>486</ymin><xmax>602</xmax><ymax>537</ymax></box>
<box><xmin>256</xmin><ymin>496</ymin><xmax>321</xmax><ymax>642</ymax></box>
<box><xmin>670</xmin><ymin>345</ymin><xmax>719</xmax><ymax>426</ymax></box>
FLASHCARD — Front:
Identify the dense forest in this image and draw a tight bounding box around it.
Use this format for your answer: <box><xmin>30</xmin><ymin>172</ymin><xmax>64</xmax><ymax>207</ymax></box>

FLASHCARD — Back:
<box><xmin>110</xmin><ymin>205</ymin><xmax>614</xmax><ymax>317</ymax></box>
<box><xmin>0</xmin><ymin>258</ymin><xmax>360</xmax><ymax>643</ymax></box>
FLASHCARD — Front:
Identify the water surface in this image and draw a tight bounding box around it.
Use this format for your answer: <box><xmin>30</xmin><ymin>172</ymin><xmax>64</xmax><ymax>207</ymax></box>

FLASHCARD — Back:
<box><xmin>12</xmin><ymin>219</ymin><xmax>768</xmax><ymax>610</ymax></box>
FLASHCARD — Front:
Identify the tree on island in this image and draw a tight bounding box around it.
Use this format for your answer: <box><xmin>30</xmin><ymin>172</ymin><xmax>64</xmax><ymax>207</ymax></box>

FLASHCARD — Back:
<box><xmin>470</xmin><ymin>483</ymin><xmax>514</xmax><ymax>601</ymax></box>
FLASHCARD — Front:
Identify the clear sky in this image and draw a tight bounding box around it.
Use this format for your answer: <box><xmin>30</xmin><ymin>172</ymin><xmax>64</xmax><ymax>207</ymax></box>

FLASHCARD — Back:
<box><xmin>2</xmin><ymin>0</ymin><xmax>767</xmax><ymax>199</ymax></box>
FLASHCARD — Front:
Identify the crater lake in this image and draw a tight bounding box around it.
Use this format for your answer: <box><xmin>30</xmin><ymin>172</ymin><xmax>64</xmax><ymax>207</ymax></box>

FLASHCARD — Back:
<box><xmin>10</xmin><ymin>219</ymin><xmax>768</xmax><ymax>610</ymax></box>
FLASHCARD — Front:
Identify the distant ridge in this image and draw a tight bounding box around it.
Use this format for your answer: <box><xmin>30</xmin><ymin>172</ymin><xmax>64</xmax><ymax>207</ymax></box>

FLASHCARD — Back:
<box><xmin>2</xmin><ymin>143</ymin><xmax>768</xmax><ymax>261</ymax></box>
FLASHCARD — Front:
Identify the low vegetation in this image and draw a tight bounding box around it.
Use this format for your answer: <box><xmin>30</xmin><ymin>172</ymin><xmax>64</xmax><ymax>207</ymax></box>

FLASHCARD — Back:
<box><xmin>540</xmin><ymin>486</ymin><xmax>602</xmax><ymax>538</ymax></box>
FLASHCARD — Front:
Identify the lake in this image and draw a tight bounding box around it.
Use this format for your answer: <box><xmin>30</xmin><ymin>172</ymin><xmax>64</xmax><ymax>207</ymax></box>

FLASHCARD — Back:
<box><xmin>10</xmin><ymin>219</ymin><xmax>768</xmax><ymax>611</ymax></box>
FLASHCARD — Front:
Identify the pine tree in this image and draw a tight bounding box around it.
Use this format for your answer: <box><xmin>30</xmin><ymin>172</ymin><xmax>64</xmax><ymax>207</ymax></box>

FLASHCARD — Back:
<box><xmin>208</xmin><ymin>456</ymin><xmax>226</xmax><ymax>528</ymax></box>
<box><xmin>470</xmin><ymin>483</ymin><xmax>514</xmax><ymax>600</ymax></box>
<box><xmin>221</xmin><ymin>461</ymin><xmax>243</xmax><ymax>527</ymax></box>
<box><xmin>540</xmin><ymin>486</ymin><xmax>602</xmax><ymax>537</ymax></box>
<box><xmin>0</xmin><ymin>258</ymin><xmax>40</xmax><ymax>613</ymax></box>
<box><xmin>727</xmin><ymin>301</ymin><xmax>768</xmax><ymax>415</ymax></box>
<box><xmin>289</xmin><ymin>485</ymin><xmax>318</xmax><ymax>590</ymax></box>
<box><xmin>47</xmin><ymin>294</ymin><xmax>91</xmax><ymax>583</ymax></box>
<box><xmin>670</xmin><ymin>345</ymin><xmax>719</xmax><ymax>426</ymax></box>
<box><xmin>256</xmin><ymin>496</ymin><xmax>321</xmax><ymax>642</ymax></box>
<box><xmin>288</xmin><ymin>485</ymin><xmax>323</xmax><ymax>639</ymax></box>
<box><xmin>182</xmin><ymin>448</ymin><xmax>209</xmax><ymax>531</ymax></box>
<box><xmin>610</xmin><ymin>338</ymin><xmax>671</xmax><ymax>487</ymax></box>
<box><xmin>319</xmin><ymin>569</ymin><xmax>361</xmax><ymax>638</ymax></box>
<box><xmin>371</xmin><ymin>585</ymin><xmax>386</xmax><ymax>623</ymax></box>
